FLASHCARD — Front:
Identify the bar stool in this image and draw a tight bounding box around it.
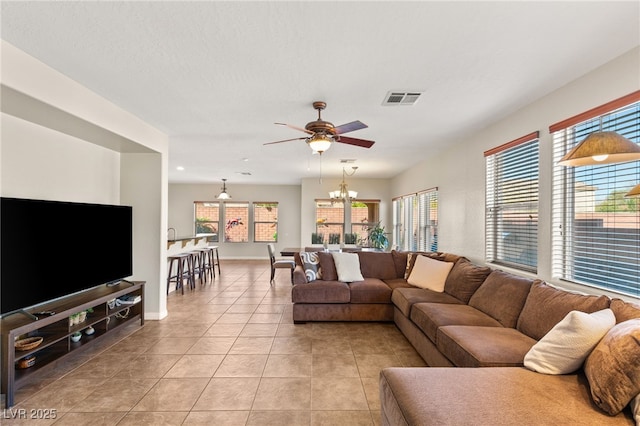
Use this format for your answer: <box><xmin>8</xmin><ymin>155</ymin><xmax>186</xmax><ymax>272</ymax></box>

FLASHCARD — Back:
<box><xmin>167</xmin><ymin>253</ymin><xmax>195</xmax><ymax>295</ymax></box>
<box><xmin>189</xmin><ymin>250</ymin><xmax>205</xmax><ymax>285</ymax></box>
<box><xmin>197</xmin><ymin>247</ymin><xmax>215</xmax><ymax>282</ymax></box>
<box><xmin>210</xmin><ymin>245</ymin><xmax>221</xmax><ymax>276</ymax></box>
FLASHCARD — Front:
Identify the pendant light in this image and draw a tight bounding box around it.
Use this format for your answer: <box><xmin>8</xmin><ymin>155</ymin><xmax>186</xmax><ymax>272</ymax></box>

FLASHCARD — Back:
<box><xmin>558</xmin><ymin>131</ymin><xmax>640</xmax><ymax>166</ymax></box>
<box><xmin>217</xmin><ymin>179</ymin><xmax>231</xmax><ymax>200</ymax></box>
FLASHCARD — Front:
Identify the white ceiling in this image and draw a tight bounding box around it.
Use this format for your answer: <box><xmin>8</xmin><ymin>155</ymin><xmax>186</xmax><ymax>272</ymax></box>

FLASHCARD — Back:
<box><xmin>2</xmin><ymin>1</ymin><xmax>639</xmax><ymax>185</ymax></box>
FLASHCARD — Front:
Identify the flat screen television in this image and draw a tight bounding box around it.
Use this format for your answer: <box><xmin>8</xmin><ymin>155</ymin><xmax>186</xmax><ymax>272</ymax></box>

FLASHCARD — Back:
<box><xmin>1</xmin><ymin>197</ymin><xmax>133</xmax><ymax>316</ymax></box>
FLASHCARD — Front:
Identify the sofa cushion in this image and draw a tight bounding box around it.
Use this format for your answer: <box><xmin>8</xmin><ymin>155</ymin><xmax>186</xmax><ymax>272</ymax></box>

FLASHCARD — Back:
<box><xmin>299</xmin><ymin>251</ymin><xmax>322</xmax><ymax>282</ymax></box>
<box><xmin>391</xmin><ymin>250</ymin><xmax>408</xmax><ymax>278</ymax></box>
<box><xmin>631</xmin><ymin>395</ymin><xmax>640</xmax><ymax>424</ymax></box>
<box><xmin>516</xmin><ymin>281</ymin><xmax>611</xmax><ymax>340</ymax></box>
<box><xmin>441</xmin><ymin>253</ymin><xmax>466</xmax><ymax>263</ymax></box>
<box><xmin>410</xmin><ymin>303</ymin><xmax>502</xmax><ymax>344</ymax></box>
<box><xmin>407</xmin><ymin>256</ymin><xmax>454</xmax><ymax>291</ymax></box>
<box><xmin>610</xmin><ymin>298</ymin><xmax>640</xmax><ymax>323</ymax></box>
<box><xmin>379</xmin><ymin>367</ymin><xmax>635</xmax><ymax>426</ymax></box>
<box><xmin>391</xmin><ymin>287</ymin><xmax>463</xmax><ymax>317</ymax></box>
<box><xmin>403</xmin><ymin>252</ymin><xmax>439</xmax><ymax>279</ymax></box>
<box><xmin>444</xmin><ymin>258</ymin><xmax>492</xmax><ymax>303</ymax></box>
<box><xmin>468</xmin><ymin>270</ymin><xmax>535</xmax><ymax>328</ymax></box>
<box><xmin>291</xmin><ymin>281</ymin><xmax>350</xmax><ymax>303</ymax></box>
<box><xmin>357</xmin><ymin>252</ymin><xmax>398</xmax><ymax>280</ymax></box>
<box><xmin>350</xmin><ymin>278</ymin><xmax>393</xmax><ymax>304</ymax></box>
<box><xmin>318</xmin><ymin>251</ymin><xmax>338</xmax><ymax>281</ymax></box>
<box><xmin>382</xmin><ymin>278</ymin><xmax>413</xmax><ymax>291</ymax></box>
<box><xmin>332</xmin><ymin>252</ymin><xmax>364</xmax><ymax>282</ymax></box>
<box><xmin>584</xmin><ymin>318</ymin><xmax>640</xmax><ymax>415</ymax></box>
<box><xmin>524</xmin><ymin>309</ymin><xmax>615</xmax><ymax>375</ymax></box>
<box><xmin>437</xmin><ymin>326</ymin><xmax>537</xmax><ymax>367</ymax></box>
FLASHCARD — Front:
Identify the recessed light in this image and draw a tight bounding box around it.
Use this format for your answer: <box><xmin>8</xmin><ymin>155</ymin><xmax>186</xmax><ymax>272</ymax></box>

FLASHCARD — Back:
<box><xmin>242</xmin><ymin>158</ymin><xmax>250</xmax><ymax>162</ymax></box>
<box><xmin>176</xmin><ymin>166</ymin><xmax>185</xmax><ymax>171</ymax></box>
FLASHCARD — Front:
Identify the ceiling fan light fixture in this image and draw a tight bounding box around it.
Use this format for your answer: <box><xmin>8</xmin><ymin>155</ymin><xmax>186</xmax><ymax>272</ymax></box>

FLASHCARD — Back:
<box><xmin>558</xmin><ymin>131</ymin><xmax>640</xmax><ymax>166</ymax></box>
<box><xmin>217</xmin><ymin>178</ymin><xmax>232</xmax><ymax>200</ymax></box>
<box><xmin>307</xmin><ymin>133</ymin><xmax>333</xmax><ymax>153</ymax></box>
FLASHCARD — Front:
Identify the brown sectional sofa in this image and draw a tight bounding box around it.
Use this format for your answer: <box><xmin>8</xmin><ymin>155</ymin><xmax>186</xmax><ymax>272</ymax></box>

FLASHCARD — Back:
<box><xmin>291</xmin><ymin>250</ymin><xmax>640</xmax><ymax>425</ymax></box>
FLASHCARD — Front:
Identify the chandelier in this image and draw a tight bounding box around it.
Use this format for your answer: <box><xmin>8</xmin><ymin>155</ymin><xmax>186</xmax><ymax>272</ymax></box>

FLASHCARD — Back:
<box><xmin>329</xmin><ymin>167</ymin><xmax>358</xmax><ymax>202</ymax></box>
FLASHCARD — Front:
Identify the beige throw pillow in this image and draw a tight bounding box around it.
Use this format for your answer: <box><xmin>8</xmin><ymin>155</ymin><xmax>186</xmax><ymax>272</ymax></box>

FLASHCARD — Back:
<box><xmin>331</xmin><ymin>252</ymin><xmax>364</xmax><ymax>282</ymax></box>
<box><xmin>407</xmin><ymin>255</ymin><xmax>454</xmax><ymax>292</ymax></box>
<box><xmin>524</xmin><ymin>308</ymin><xmax>615</xmax><ymax>375</ymax></box>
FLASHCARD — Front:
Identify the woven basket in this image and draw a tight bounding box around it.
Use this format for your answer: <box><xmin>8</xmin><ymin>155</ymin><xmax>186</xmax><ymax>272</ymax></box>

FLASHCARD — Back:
<box><xmin>15</xmin><ymin>336</ymin><xmax>43</xmax><ymax>351</ymax></box>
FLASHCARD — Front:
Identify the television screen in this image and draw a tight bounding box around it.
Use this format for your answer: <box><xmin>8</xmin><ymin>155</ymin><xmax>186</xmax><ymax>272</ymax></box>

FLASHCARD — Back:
<box><xmin>1</xmin><ymin>197</ymin><xmax>133</xmax><ymax>316</ymax></box>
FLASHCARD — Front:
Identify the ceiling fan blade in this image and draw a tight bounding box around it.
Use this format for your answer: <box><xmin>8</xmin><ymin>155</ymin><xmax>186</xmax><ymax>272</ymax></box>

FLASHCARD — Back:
<box><xmin>333</xmin><ymin>120</ymin><xmax>368</xmax><ymax>135</ymax></box>
<box><xmin>336</xmin><ymin>136</ymin><xmax>375</xmax><ymax>148</ymax></box>
<box><xmin>275</xmin><ymin>122</ymin><xmax>314</xmax><ymax>135</ymax></box>
<box><xmin>263</xmin><ymin>137</ymin><xmax>307</xmax><ymax>145</ymax></box>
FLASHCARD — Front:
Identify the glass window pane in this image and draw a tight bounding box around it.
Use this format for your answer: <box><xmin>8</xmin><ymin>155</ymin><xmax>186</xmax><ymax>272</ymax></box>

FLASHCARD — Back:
<box><xmin>552</xmin><ymin>101</ymin><xmax>640</xmax><ymax>297</ymax></box>
<box><xmin>194</xmin><ymin>202</ymin><xmax>219</xmax><ymax>242</ymax></box>
<box><xmin>254</xmin><ymin>202</ymin><xmax>278</xmax><ymax>242</ymax></box>
<box><xmin>315</xmin><ymin>201</ymin><xmax>344</xmax><ymax>244</ymax></box>
<box><xmin>224</xmin><ymin>202</ymin><xmax>248</xmax><ymax>242</ymax></box>
<box><xmin>486</xmin><ymin>137</ymin><xmax>539</xmax><ymax>272</ymax></box>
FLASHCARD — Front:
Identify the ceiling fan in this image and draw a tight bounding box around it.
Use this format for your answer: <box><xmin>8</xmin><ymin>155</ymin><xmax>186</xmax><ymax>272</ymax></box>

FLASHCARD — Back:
<box><xmin>264</xmin><ymin>101</ymin><xmax>375</xmax><ymax>154</ymax></box>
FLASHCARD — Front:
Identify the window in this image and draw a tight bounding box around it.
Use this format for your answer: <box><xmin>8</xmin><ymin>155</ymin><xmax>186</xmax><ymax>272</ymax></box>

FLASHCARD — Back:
<box><xmin>485</xmin><ymin>132</ymin><xmax>539</xmax><ymax>272</ymax></box>
<box><xmin>392</xmin><ymin>188</ymin><xmax>438</xmax><ymax>252</ymax></box>
<box><xmin>417</xmin><ymin>189</ymin><xmax>438</xmax><ymax>252</ymax></box>
<box><xmin>224</xmin><ymin>202</ymin><xmax>249</xmax><ymax>242</ymax></box>
<box><xmin>350</xmin><ymin>200</ymin><xmax>380</xmax><ymax>245</ymax></box>
<box><xmin>315</xmin><ymin>200</ymin><xmax>344</xmax><ymax>244</ymax></box>
<box><xmin>194</xmin><ymin>201</ymin><xmax>219</xmax><ymax>242</ymax></box>
<box><xmin>551</xmin><ymin>93</ymin><xmax>640</xmax><ymax>297</ymax></box>
<box><xmin>253</xmin><ymin>202</ymin><xmax>278</xmax><ymax>242</ymax></box>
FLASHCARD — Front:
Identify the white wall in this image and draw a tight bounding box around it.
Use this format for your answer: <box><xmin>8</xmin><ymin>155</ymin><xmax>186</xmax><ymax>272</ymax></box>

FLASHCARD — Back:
<box><xmin>168</xmin><ymin>183</ymin><xmax>301</xmax><ymax>259</ymax></box>
<box><xmin>391</xmin><ymin>47</ymin><xmax>640</xmax><ymax>301</ymax></box>
<box><xmin>1</xmin><ymin>41</ymin><xmax>170</xmax><ymax>319</ymax></box>
<box><xmin>1</xmin><ymin>113</ymin><xmax>120</xmax><ymax>203</ymax></box>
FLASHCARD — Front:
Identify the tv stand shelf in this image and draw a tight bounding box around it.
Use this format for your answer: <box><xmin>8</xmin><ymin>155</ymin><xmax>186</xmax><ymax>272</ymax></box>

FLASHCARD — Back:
<box><xmin>1</xmin><ymin>281</ymin><xmax>144</xmax><ymax>407</ymax></box>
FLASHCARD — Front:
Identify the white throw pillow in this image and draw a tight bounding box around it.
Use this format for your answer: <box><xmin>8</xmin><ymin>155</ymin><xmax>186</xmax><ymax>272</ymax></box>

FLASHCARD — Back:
<box><xmin>331</xmin><ymin>252</ymin><xmax>364</xmax><ymax>282</ymax></box>
<box><xmin>407</xmin><ymin>255</ymin><xmax>454</xmax><ymax>292</ymax></box>
<box><xmin>524</xmin><ymin>308</ymin><xmax>615</xmax><ymax>375</ymax></box>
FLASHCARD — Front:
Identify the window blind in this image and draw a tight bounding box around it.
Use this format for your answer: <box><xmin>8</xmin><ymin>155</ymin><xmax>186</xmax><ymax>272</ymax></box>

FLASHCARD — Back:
<box><xmin>551</xmin><ymin>97</ymin><xmax>640</xmax><ymax>297</ymax></box>
<box><xmin>418</xmin><ymin>188</ymin><xmax>438</xmax><ymax>252</ymax></box>
<box><xmin>485</xmin><ymin>133</ymin><xmax>539</xmax><ymax>272</ymax></box>
<box><xmin>393</xmin><ymin>188</ymin><xmax>439</xmax><ymax>252</ymax></box>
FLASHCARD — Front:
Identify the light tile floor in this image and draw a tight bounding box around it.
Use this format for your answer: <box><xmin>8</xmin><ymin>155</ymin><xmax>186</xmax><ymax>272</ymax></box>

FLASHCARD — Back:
<box><xmin>5</xmin><ymin>260</ymin><xmax>426</xmax><ymax>425</ymax></box>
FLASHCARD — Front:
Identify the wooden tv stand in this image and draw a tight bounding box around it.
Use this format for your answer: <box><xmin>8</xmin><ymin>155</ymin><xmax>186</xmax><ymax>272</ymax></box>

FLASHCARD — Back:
<box><xmin>1</xmin><ymin>281</ymin><xmax>144</xmax><ymax>407</ymax></box>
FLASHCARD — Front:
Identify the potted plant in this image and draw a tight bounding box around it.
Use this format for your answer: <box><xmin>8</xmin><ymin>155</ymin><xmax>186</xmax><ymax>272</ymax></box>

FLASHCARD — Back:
<box><xmin>70</xmin><ymin>332</ymin><xmax>82</xmax><ymax>343</ymax></box>
<box><xmin>311</xmin><ymin>232</ymin><xmax>324</xmax><ymax>244</ymax></box>
<box><xmin>366</xmin><ymin>222</ymin><xmax>389</xmax><ymax>250</ymax></box>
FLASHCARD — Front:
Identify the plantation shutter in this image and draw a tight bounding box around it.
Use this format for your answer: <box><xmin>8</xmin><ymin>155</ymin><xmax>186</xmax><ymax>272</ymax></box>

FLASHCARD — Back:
<box><xmin>485</xmin><ymin>132</ymin><xmax>539</xmax><ymax>272</ymax></box>
<box><xmin>551</xmin><ymin>92</ymin><xmax>640</xmax><ymax>297</ymax></box>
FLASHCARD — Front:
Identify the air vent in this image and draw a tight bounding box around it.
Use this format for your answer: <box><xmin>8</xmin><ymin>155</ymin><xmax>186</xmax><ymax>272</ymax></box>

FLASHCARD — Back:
<box><xmin>383</xmin><ymin>91</ymin><xmax>423</xmax><ymax>106</ymax></box>
<box><xmin>236</xmin><ymin>171</ymin><xmax>252</xmax><ymax>176</ymax></box>
<box><xmin>340</xmin><ymin>159</ymin><xmax>357</xmax><ymax>164</ymax></box>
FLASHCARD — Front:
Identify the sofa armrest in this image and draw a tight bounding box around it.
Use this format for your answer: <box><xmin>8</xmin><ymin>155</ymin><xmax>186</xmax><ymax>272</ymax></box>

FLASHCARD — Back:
<box><xmin>293</xmin><ymin>265</ymin><xmax>307</xmax><ymax>285</ymax></box>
